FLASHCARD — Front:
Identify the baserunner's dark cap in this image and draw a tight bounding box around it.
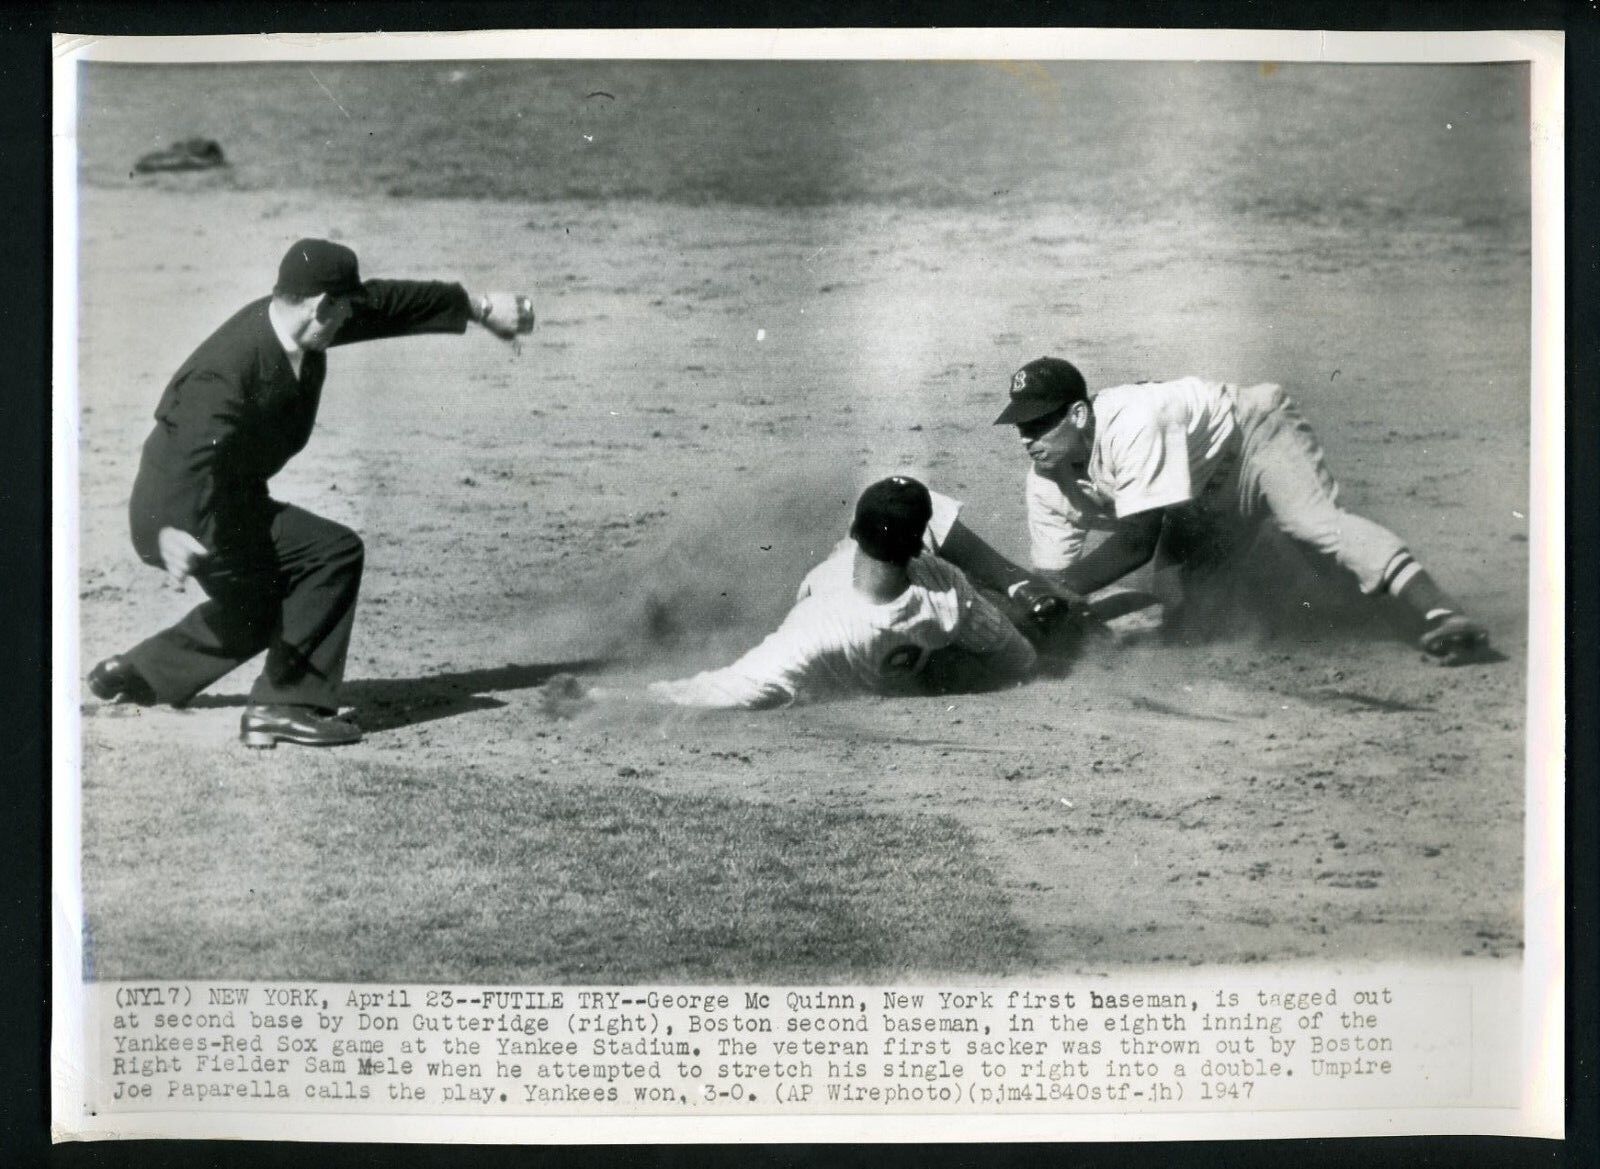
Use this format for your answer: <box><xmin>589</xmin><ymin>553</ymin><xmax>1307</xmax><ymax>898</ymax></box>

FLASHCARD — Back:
<box><xmin>850</xmin><ymin>476</ymin><xmax>933</xmax><ymax>564</ymax></box>
<box><xmin>275</xmin><ymin>238</ymin><xmax>368</xmax><ymax>300</ymax></box>
<box><xmin>993</xmin><ymin>357</ymin><xmax>1088</xmax><ymax>426</ymax></box>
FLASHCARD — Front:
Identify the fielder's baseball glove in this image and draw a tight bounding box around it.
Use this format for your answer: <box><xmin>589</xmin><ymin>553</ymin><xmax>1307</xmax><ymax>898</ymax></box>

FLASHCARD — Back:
<box><xmin>1008</xmin><ymin>580</ymin><xmax>1098</xmax><ymax>655</ymax></box>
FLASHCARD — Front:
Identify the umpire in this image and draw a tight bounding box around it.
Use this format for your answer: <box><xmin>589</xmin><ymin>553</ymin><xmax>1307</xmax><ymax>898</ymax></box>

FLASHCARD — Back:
<box><xmin>88</xmin><ymin>238</ymin><xmax>533</xmax><ymax>748</ymax></box>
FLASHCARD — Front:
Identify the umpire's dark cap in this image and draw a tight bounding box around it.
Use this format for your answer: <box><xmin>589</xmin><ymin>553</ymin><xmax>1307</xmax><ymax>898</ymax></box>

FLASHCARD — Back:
<box><xmin>850</xmin><ymin>476</ymin><xmax>933</xmax><ymax>564</ymax></box>
<box><xmin>275</xmin><ymin>238</ymin><xmax>369</xmax><ymax>301</ymax></box>
<box><xmin>994</xmin><ymin>357</ymin><xmax>1088</xmax><ymax>426</ymax></box>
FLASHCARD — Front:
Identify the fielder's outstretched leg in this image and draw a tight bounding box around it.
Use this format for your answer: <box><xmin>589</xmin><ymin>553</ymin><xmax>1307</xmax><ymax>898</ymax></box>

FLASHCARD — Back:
<box><xmin>1240</xmin><ymin>387</ymin><xmax>1489</xmax><ymax>664</ymax></box>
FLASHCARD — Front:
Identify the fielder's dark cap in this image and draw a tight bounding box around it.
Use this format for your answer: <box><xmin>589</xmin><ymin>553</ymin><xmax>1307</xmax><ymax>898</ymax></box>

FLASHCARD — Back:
<box><xmin>850</xmin><ymin>476</ymin><xmax>933</xmax><ymax>563</ymax></box>
<box><xmin>275</xmin><ymin>238</ymin><xmax>368</xmax><ymax>300</ymax></box>
<box><xmin>993</xmin><ymin>356</ymin><xmax>1088</xmax><ymax>426</ymax></box>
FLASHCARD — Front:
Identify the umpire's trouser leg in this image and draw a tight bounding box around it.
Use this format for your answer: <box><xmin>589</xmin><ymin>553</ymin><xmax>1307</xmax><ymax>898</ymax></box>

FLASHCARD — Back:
<box><xmin>123</xmin><ymin>504</ymin><xmax>364</xmax><ymax>710</ymax></box>
<box><xmin>246</xmin><ymin>504</ymin><xmax>364</xmax><ymax>709</ymax></box>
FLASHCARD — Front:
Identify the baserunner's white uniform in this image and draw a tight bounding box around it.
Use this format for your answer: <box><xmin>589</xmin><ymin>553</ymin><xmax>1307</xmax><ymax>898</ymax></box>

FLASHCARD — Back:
<box><xmin>1026</xmin><ymin>378</ymin><xmax>1409</xmax><ymax>593</ymax></box>
<box><xmin>649</xmin><ymin>499</ymin><xmax>1034</xmax><ymax>709</ymax></box>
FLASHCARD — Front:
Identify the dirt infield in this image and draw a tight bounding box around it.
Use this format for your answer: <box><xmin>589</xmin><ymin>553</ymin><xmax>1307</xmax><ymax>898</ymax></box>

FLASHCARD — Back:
<box><xmin>74</xmin><ymin>185</ymin><xmax>1527</xmax><ymax>975</ymax></box>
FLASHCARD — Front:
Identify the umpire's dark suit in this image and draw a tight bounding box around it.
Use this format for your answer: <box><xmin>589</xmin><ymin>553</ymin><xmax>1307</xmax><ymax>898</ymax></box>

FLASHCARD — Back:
<box><xmin>123</xmin><ymin>279</ymin><xmax>472</xmax><ymax>710</ymax></box>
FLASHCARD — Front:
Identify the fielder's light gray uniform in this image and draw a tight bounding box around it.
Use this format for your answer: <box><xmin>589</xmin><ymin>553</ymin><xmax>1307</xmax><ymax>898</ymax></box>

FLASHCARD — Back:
<box><xmin>1026</xmin><ymin>378</ymin><xmax>1409</xmax><ymax>593</ymax></box>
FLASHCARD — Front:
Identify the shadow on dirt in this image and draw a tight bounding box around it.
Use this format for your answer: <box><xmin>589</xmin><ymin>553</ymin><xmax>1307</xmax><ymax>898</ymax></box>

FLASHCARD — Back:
<box><xmin>186</xmin><ymin>660</ymin><xmax>608</xmax><ymax>732</ymax></box>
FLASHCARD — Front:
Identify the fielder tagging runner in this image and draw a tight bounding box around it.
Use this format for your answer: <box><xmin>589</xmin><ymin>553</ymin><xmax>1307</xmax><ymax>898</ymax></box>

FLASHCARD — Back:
<box><xmin>978</xmin><ymin>357</ymin><xmax>1491</xmax><ymax>664</ymax></box>
<box><xmin>646</xmin><ymin>477</ymin><xmax>1039</xmax><ymax>709</ymax></box>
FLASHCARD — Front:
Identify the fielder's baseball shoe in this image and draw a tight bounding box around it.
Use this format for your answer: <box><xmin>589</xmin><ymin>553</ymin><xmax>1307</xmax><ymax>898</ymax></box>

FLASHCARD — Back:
<box><xmin>240</xmin><ymin>704</ymin><xmax>362</xmax><ymax>748</ymax></box>
<box><xmin>87</xmin><ymin>656</ymin><xmax>158</xmax><ymax>705</ymax></box>
<box><xmin>1419</xmin><ymin>613</ymin><xmax>1490</xmax><ymax>665</ymax></box>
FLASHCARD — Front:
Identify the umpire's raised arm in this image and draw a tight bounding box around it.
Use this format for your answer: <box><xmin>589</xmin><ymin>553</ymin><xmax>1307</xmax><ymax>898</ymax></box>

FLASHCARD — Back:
<box><xmin>332</xmin><ymin>280</ymin><xmax>535</xmax><ymax>346</ymax></box>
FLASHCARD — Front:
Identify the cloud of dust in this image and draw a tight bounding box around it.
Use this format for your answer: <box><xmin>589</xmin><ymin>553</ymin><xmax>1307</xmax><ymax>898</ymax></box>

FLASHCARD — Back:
<box><xmin>517</xmin><ymin>462</ymin><xmax>867</xmax><ymax>679</ymax></box>
<box><xmin>517</xmin><ymin>473</ymin><xmax>1409</xmax><ymax>726</ymax></box>
<box><xmin>1134</xmin><ymin>528</ymin><xmax>1408</xmax><ymax>648</ymax></box>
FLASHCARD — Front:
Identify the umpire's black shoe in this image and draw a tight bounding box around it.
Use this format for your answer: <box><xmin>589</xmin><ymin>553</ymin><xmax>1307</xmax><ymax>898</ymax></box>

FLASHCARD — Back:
<box><xmin>240</xmin><ymin>704</ymin><xmax>362</xmax><ymax>749</ymax></box>
<box><xmin>87</xmin><ymin>656</ymin><xmax>158</xmax><ymax>705</ymax></box>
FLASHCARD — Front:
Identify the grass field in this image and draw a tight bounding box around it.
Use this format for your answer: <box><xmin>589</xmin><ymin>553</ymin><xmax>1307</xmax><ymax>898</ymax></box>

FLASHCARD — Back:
<box><xmin>82</xmin><ymin>736</ymin><xmax>1033</xmax><ymax>982</ymax></box>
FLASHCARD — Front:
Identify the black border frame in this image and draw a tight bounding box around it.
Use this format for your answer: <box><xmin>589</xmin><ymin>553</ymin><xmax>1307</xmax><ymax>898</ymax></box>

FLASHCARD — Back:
<box><xmin>8</xmin><ymin>2</ymin><xmax>1592</xmax><ymax>1165</ymax></box>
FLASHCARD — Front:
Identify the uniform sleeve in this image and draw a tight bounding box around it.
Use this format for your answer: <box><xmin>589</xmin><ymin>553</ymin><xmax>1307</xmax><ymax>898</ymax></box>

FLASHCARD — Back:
<box><xmin>647</xmin><ymin>607</ymin><xmax>826</xmax><ymax>709</ymax></box>
<box><xmin>144</xmin><ymin>368</ymin><xmax>256</xmax><ymax>538</ymax></box>
<box><xmin>330</xmin><ymin>278</ymin><xmax>473</xmax><ymax>346</ymax></box>
<box><xmin>647</xmin><ymin>669</ymin><xmax>793</xmax><ymax>710</ymax></box>
<box><xmin>947</xmin><ymin>570</ymin><xmax>1038</xmax><ymax>678</ymax></box>
<box><xmin>152</xmin><ymin>369</ymin><xmax>249</xmax><ymax>475</ymax></box>
<box><xmin>1101</xmin><ymin>399</ymin><xmax>1193</xmax><ymax>517</ymax></box>
<box><xmin>1026</xmin><ymin>469</ymin><xmax>1091</xmax><ymax>571</ymax></box>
